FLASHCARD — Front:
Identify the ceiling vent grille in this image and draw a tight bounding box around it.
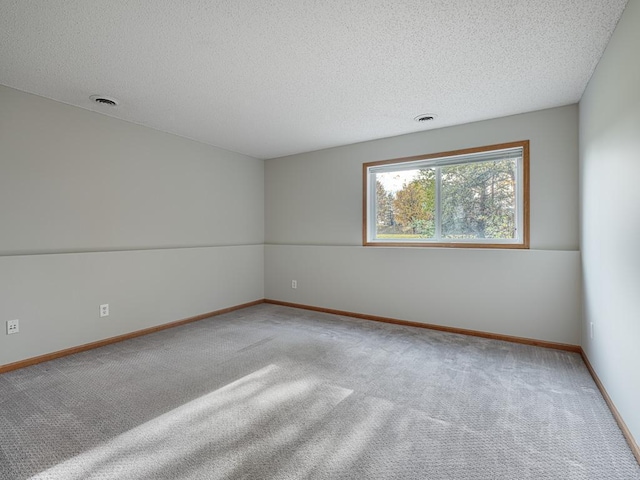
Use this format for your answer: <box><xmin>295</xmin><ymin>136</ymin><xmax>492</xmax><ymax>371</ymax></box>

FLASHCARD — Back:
<box><xmin>90</xmin><ymin>95</ymin><xmax>119</xmax><ymax>106</ymax></box>
<box><xmin>414</xmin><ymin>114</ymin><xmax>437</xmax><ymax>123</ymax></box>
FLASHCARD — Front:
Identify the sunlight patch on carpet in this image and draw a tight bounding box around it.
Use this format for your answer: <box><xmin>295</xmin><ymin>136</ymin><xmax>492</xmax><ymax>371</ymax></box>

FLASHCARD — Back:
<box><xmin>30</xmin><ymin>364</ymin><xmax>352</xmax><ymax>480</ymax></box>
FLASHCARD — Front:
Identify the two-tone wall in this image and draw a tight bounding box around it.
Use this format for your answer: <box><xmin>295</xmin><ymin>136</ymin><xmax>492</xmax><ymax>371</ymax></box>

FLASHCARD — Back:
<box><xmin>1</xmin><ymin>86</ymin><xmax>582</xmax><ymax>368</ymax></box>
<box><xmin>580</xmin><ymin>0</ymin><xmax>640</xmax><ymax>447</ymax></box>
<box><xmin>265</xmin><ymin>105</ymin><xmax>581</xmax><ymax>345</ymax></box>
<box><xmin>0</xmin><ymin>90</ymin><xmax>583</xmax><ymax>359</ymax></box>
<box><xmin>0</xmin><ymin>85</ymin><xmax>264</xmax><ymax>366</ymax></box>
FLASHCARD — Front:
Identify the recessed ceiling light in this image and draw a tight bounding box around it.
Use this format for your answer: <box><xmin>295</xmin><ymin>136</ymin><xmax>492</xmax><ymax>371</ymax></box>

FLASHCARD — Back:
<box><xmin>90</xmin><ymin>95</ymin><xmax>119</xmax><ymax>107</ymax></box>
<box><xmin>414</xmin><ymin>114</ymin><xmax>437</xmax><ymax>123</ymax></box>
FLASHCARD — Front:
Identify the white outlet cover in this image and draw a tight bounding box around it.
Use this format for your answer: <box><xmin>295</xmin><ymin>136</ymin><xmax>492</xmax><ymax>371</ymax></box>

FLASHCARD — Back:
<box><xmin>6</xmin><ymin>319</ymin><xmax>19</xmax><ymax>335</ymax></box>
<box><xmin>100</xmin><ymin>304</ymin><xmax>109</xmax><ymax>317</ymax></box>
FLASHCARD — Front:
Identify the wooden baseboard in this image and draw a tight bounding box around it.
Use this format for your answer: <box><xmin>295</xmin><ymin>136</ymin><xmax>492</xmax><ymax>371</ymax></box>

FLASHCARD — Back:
<box><xmin>264</xmin><ymin>299</ymin><xmax>581</xmax><ymax>353</ymax></box>
<box><xmin>0</xmin><ymin>299</ymin><xmax>265</xmax><ymax>374</ymax></box>
<box><xmin>581</xmin><ymin>349</ymin><xmax>640</xmax><ymax>465</ymax></box>
<box><xmin>1</xmin><ymin>299</ymin><xmax>578</xmax><ymax>375</ymax></box>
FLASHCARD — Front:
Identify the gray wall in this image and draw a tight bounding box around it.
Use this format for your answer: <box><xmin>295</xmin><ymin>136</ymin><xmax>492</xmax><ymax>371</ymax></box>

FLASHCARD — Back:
<box><xmin>265</xmin><ymin>106</ymin><xmax>581</xmax><ymax>344</ymax></box>
<box><xmin>0</xmin><ymin>85</ymin><xmax>264</xmax><ymax>366</ymax></box>
<box><xmin>580</xmin><ymin>0</ymin><xmax>640</xmax><ymax>444</ymax></box>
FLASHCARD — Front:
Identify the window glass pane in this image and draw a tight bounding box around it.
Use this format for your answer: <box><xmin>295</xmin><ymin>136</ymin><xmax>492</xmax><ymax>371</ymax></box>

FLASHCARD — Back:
<box><xmin>441</xmin><ymin>159</ymin><xmax>517</xmax><ymax>240</ymax></box>
<box><xmin>375</xmin><ymin>168</ymin><xmax>436</xmax><ymax>240</ymax></box>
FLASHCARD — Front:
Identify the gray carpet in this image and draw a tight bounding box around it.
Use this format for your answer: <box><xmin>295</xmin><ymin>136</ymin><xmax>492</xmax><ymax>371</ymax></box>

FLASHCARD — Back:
<box><xmin>0</xmin><ymin>304</ymin><xmax>638</xmax><ymax>479</ymax></box>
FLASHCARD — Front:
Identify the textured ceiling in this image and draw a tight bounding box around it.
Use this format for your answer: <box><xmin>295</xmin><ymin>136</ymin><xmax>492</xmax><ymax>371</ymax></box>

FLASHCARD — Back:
<box><xmin>0</xmin><ymin>0</ymin><xmax>628</xmax><ymax>159</ymax></box>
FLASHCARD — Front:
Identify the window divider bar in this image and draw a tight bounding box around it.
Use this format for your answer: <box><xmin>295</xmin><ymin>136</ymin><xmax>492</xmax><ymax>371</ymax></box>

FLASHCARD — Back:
<box><xmin>368</xmin><ymin>173</ymin><xmax>376</xmax><ymax>243</ymax></box>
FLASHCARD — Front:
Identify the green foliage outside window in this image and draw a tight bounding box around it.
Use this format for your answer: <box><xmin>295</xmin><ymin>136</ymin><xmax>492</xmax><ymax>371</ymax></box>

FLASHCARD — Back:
<box><xmin>376</xmin><ymin>159</ymin><xmax>516</xmax><ymax>240</ymax></box>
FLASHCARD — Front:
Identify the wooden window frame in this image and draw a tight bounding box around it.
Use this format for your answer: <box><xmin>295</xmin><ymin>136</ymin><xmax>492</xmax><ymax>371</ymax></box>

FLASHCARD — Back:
<box><xmin>362</xmin><ymin>140</ymin><xmax>530</xmax><ymax>249</ymax></box>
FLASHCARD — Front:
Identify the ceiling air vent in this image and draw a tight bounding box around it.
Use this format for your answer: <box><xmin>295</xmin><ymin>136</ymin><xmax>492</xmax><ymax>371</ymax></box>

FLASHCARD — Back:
<box><xmin>414</xmin><ymin>114</ymin><xmax>437</xmax><ymax>123</ymax></box>
<box><xmin>90</xmin><ymin>95</ymin><xmax>119</xmax><ymax>107</ymax></box>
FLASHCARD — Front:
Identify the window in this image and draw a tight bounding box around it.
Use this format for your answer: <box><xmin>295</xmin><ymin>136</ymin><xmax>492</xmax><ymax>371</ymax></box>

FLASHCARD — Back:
<box><xmin>363</xmin><ymin>141</ymin><xmax>529</xmax><ymax>248</ymax></box>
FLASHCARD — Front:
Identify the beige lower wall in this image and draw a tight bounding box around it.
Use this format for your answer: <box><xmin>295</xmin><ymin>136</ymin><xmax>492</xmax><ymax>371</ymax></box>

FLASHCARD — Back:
<box><xmin>0</xmin><ymin>245</ymin><xmax>264</xmax><ymax>366</ymax></box>
<box><xmin>265</xmin><ymin>245</ymin><xmax>581</xmax><ymax>345</ymax></box>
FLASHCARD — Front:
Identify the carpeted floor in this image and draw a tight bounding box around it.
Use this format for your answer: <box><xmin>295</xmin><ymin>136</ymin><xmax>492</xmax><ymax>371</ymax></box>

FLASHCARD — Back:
<box><xmin>0</xmin><ymin>304</ymin><xmax>638</xmax><ymax>479</ymax></box>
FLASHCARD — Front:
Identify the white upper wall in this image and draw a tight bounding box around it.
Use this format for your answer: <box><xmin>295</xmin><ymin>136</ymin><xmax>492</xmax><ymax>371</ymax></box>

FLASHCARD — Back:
<box><xmin>266</xmin><ymin>105</ymin><xmax>579</xmax><ymax>251</ymax></box>
<box><xmin>0</xmin><ymin>85</ymin><xmax>264</xmax><ymax>255</ymax></box>
<box><xmin>579</xmin><ymin>0</ymin><xmax>640</xmax><ymax>447</ymax></box>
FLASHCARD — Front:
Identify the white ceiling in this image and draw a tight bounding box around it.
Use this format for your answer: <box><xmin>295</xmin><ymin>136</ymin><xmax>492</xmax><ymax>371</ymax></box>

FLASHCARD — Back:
<box><xmin>0</xmin><ymin>1</ymin><xmax>628</xmax><ymax>159</ymax></box>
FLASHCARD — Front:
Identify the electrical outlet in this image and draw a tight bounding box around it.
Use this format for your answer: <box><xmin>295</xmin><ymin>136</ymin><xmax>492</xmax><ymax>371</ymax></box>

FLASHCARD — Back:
<box><xmin>100</xmin><ymin>304</ymin><xmax>109</xmax><ymax>317</ymax></box>
<box><xmin>291</xmin><ymin>280</ymin><xmax>297</xmax><ymax>289</ymax></box>
<box><xmin>6</xmin><ymin>319</ymin><xmax>19</xmax><ymax>335</ymax></box>
<box><xmin>590</xmin><ymin>322</ymin><xmax>594</xmax><ymax>339</ymax></box>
